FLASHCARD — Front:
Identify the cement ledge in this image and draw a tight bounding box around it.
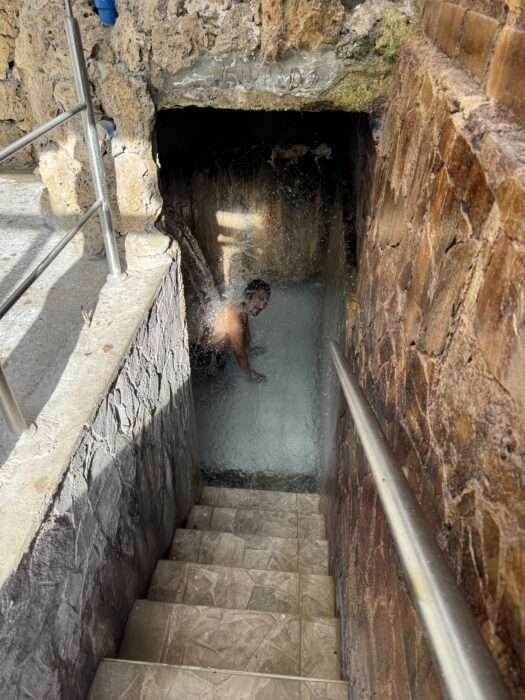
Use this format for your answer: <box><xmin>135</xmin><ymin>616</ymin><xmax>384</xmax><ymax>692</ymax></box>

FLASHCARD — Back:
<box><xmin>0</xmin><ymin>262</ymin><xmax>170</xmax><ymax>588</ymax></box>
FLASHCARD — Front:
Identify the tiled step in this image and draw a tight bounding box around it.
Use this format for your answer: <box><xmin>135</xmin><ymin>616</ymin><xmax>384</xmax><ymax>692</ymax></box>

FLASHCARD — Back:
<box><xmin>89</xmin><ymin>659</ymin><xmax>349</xmax><ymax>699</ymax></box>
<box><xmin>187</xmin><ymin>505</ymin><xmax>326</xmax><ymax>539</ymax></box>
<box><xmin>119</xmin><ymin>600</ymin><xmax>342</xmax><ymax>680</ymax></box>
<box><xmin>149</xmin><ymin>560</ymin><xmax>335</xmax><ymax>617</ymax></box>
<box><xmin>199</xmin><ymin>487</ymin><xmax>321</xmax><ymax>514</ymax></box>
<box><xmin>170</xmin><ymin>529</ymin><xmax>329</xmax><ymax>575</ymax></box>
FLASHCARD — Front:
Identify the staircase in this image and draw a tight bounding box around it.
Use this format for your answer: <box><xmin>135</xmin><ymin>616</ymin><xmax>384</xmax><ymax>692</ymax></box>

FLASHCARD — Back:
<box><xmin>89</xmin><ymin>487</ymin><xmax>348</xmax><ymax>699</ymax></box>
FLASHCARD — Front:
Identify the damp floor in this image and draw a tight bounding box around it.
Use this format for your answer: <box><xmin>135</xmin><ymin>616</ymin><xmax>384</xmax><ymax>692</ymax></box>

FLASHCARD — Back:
<box><xmin>192</xmin><ymin>281</ymin><xmax>322</xmax><ymax>487</ymax></box>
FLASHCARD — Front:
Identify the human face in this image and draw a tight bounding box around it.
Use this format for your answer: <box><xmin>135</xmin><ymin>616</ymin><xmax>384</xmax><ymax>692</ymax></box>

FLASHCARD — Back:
<box><xmin>248</xmin><ymin>290</ymin><xmax>270</xmax><ymax>316</ymax></box>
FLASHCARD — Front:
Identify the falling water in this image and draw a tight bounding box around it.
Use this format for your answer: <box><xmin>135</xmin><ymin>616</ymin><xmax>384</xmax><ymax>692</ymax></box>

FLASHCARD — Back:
<box><xmin>161</xmin><ymin>204</ymin><xmax>220</xmax><ymax>345</ymax></box>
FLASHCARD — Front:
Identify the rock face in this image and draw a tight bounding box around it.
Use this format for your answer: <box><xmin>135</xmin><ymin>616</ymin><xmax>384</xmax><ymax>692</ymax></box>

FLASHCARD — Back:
<box><xmin>0</xmin><ymin>262</ymin><xmax>198</xmax><ymax>699</ymax></box>
<box><xmin>0</xmin><ymin>0</ymin><xmax>416</xmax><ymax>243</ymax></box>
<box><xmin>0</xmin><ymin>257</ymin><xmax>199</xmax><ymax>699</ymax></box>
<box><xmin>321</xmin><ymin>36</ymin><xmax>525</xmax><ymax>700</ymax></box>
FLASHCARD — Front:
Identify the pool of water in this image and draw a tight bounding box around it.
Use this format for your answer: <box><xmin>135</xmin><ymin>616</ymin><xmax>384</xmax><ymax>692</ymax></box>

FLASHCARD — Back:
<box><xmin>192</xmin><ymin>280</ymin><xmax>322</xmax><ymax>490</ymax></box>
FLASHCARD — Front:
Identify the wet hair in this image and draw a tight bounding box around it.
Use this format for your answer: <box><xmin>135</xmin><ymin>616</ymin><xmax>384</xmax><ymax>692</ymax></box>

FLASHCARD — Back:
<box><xmin>243</xmin><ymin>279</ymin><xmax>271</xmax><ymax>303</ymax></box>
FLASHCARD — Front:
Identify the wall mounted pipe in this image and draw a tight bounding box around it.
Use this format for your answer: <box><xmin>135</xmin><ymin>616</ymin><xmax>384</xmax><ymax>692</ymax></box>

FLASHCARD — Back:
<box><xmin>94</xmin><ymin>0</ymin><xmax>117</xmax><ymax>25</ymax></box>
<box><xmin>329</xmin><ymin>341</ymin><xmax>510</xmax><ymax>700</ymax></box>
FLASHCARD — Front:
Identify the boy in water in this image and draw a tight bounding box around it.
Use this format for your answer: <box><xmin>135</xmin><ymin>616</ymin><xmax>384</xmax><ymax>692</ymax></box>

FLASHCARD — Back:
<box><xmin>195</xmin><ymin>279</ymin><xmax>271</xmax><ymax>382</ymax></box>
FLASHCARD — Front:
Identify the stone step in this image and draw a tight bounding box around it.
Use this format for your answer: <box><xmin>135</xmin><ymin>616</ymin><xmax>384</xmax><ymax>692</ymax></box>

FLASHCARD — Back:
<box><xmin>149</xmin><ymin>560</ymin><xmax>335</xmax><ymax>617</ymax></box>
<box><xmin>199</xmin><ymin>487</ymin><xmax>321</xmax><ymax>514</ymax></box>
<box><xmin>170</xmin><ymin>529</ymin><xmax>329</xmax><ymax>575</ymax></box>
<box><xmin>118</xmin><ymin>600</ymin><xmax>342</xmax><ymax>680</ymax></box>
<box><xmin>89</xmin><ymin>659</ymin><xmax>349</xmax><ymax>699</ymax></box>
<box><xmin>187</xmin><ymin>505</ymin><xmax>326</xmax><ymax>539</ymax></box>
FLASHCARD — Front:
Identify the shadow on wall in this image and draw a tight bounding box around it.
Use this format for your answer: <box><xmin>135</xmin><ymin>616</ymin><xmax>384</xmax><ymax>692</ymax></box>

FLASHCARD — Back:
<box><xmin>0</xmin><ymin>262</ymin><xmax>199</xmax><ymax>698</ymax></box>
<box><xmin>0</xmin><ymin>249</ymin><xmax>107</xmax><ymax>466</ymax></box>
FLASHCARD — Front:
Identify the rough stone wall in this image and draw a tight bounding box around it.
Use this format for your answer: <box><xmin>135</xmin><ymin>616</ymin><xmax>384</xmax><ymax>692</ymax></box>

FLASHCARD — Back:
<box><xmin>322</xmin><ymin>37</ymin><xmax>525</xmax><ymax>699</ymax></box>
<box><xmin>421</xmin><ymin>0</ymin><xmax>525</xmax><ymax>125</ymax></box>
<box><xmin>0</xmin><ymin>0</ymin><xmax>34</xmax><ymax>168</ymax></box>
<box><xmin>0</xmin><ymin>257</ymin><xmax>200</xmax><ymax>699</ymax></box>
<box><xmin>0</xmin><ymin>0</ymin><xmax>416</xmax><ymax>250</ymax></box>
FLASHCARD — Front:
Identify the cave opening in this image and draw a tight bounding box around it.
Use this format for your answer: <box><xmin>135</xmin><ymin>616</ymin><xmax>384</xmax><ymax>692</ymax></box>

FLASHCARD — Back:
<box><xmin>155</xmin><ymin>107</ymin><xmax>373</xmax><ymax>490</ymax></box>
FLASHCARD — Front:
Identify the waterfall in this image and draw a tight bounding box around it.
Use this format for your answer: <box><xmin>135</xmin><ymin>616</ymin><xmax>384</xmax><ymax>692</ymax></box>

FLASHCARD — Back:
<box><xmin>161</xmin><ymin>205</ymin><xmax>221</xmax><ymax>346</ymax></box>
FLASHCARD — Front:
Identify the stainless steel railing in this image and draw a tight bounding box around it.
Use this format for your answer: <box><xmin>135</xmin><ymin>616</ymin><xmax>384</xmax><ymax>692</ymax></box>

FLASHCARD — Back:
<box><xmin>0</xmin><ymin>0</ymin><xmax>122</xmax><ymax>438</ymax></box>
<box><xmin>329</xmin><ymin>341</ymin><xmax>510</xmax><ymax>700</ymax></box>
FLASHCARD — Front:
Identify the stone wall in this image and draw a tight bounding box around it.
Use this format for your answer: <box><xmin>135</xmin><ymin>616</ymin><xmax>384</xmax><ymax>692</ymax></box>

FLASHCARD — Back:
<box><xmin>322</xmin><ymin>36</ymin><xmax>525</xmax><ymax>699</ymax></box>
<box><xmin>0</xmin><ymin>259</ymin><xmax>200</xmax><ymax>699</ymax></box>
<box><xmin>0</xmin><ymin>0</ymin><xmax>416</xmax><ymax>249</ymax></box>
<box><xmin>421</xmin><ymin>0</ymin><xmax>525</xmax><ymax>125</ymax></box>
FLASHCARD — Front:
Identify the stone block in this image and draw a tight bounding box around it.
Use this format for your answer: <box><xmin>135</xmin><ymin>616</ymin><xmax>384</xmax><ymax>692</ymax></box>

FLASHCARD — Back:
<box><xmin>487</xmin><ymin>27</ymin><xmax>525</xmax><ymax>124</ymax></box>
<box><xmin>114</xmin><ymin>152</ymin><xmax>162</xmax><ymax>232</ymax></box>
<box><xmin>457</xmin><ymin>11</ymin><xmax>498</xmax><ymax>80</ymax></box>
<box><xmin>125</xmin><ymin>231</ymin><xmax>170</xmax><ymax>257</ymax></box>
<box><xmin>151</xmin><ymin>14</ymin><xmax>209</xmax><ymax>74</ymax></box>
<box><xmin>435</xmin><ymin>2</ymin><xmax>465</xmax><ymax>57</ymax></box>
<box><xmin>496</xmin><ymin>177</ymin><xmax>525</xmax><ymax>243</ymax></box>
<box><xmin>474</xmin><ymin>235</ymin><xmax>525</xmax><ymax>401</ymax></box>
<box><xmin>212</xmin><ymin>3</ymin><xmax>260</xmax><ymax>55</ymax></box>
<box><xmin>422</xmin><ymin>0</ymin><xmax>442</xmax><ymax>40</ymax></box>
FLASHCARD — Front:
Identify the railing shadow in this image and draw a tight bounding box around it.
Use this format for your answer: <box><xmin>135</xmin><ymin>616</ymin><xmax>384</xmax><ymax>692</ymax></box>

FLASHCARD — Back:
<box><xmin>0</xmin><ymin>249</ymin><xmax>107</xmax><ymax>465</ymax></box>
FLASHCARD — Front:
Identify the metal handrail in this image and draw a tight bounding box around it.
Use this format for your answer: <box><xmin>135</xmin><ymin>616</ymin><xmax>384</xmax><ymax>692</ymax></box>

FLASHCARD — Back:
<box><xmin>0</xmin><ymin>1</ymin><xmax>123</xmax><ymax>438</ymax></box>
<box><xmin>0</xmin><ymin>200</ymin><xmax>102</xmax><ymax>320</ymax></box>
<box><xmin>329</xmin><ymin>341</ymin><xmax>510</xmax><ymax>700</ymax></box>
<box><xmin>0</xmin><ymin>103</ymin><xmax>87</xmax><ymax>163</ymax></box>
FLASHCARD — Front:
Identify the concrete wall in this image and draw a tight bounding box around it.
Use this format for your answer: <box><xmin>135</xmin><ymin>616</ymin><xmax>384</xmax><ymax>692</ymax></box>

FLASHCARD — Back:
<box><xmin>321</xmin><ymin>35</ymin><xmax>525</xmax><ymax>700</ymax></box>
<box><xmin>0</xmin><ymin>260</ymin><xmax>200</xmax><ymax>699</ymax></box>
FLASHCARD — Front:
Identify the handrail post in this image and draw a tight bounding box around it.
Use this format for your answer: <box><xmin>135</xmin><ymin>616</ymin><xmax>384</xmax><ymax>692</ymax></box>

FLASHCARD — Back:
<box><xmin>0</xmin><ymin>365</ymin><xmax>28</xmax><ymax>436</ymax></box>
<box><xmin>63</xmin><ymin>5</ymin><xmax>122</xmax><ymax>279</ymax></box>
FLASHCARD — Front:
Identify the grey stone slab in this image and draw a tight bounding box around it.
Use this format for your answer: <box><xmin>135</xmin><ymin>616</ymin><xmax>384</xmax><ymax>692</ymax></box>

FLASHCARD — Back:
<box><xmin>170</xmin><ymin>530</ymin><xmax>202</xmax><ymax>563</ymax></box>
<box><xmin>88</xmin><ymin>660</ymin><xmax>349</xmax><ymax>699</ymax></box>
<box><xmin>300</xmin><ymin>575</ymin><xmax>335</xmax><ymax>618</ymax></box>
<box><xmin>171</xmin><ymin>529</ymin><xmax>300</xmax><ymax>572</ymax></box>
<box><xmin>298</xmin><ymin>540</ymin><xmax>329</xmax><ymax>575</ymax></box>
<box><xmin>301</xmin><ymin>617</ymin><xmax>342</xmax><ymax>680</ymax></box>
<box><xmin>296</xmin><ymin>494</ymin><xmax>321</xmax><ymax>514</ymax></box>
<box><xmin>200</xmin><ymin>487</ymin><xmax>300</xmax><ymax>512</ymax></box>
<box><xmin>298</xmin><ymin>514</ymin><xmax>326</xmax><ymax>539</ymax></box>
<box><xmin>299</xmin><ymin>680</ymin><xmax>348</xmax><ymax>699</ymax></box>
<box><xmin>209</xmin><ymin>507</ymin><xmax>299</xmax><ymax>538</ymax></box>
<box><xmin>119</xmin><ymin>600</ymin><xmax>301</xmax><ymax>676</ymax></box>
<box><xmin>186</xmin><ymin>505</ymin><xmax>213</xmax><ymax>531</ymax></box>
<box><xmin>149</xmin><ymin>561</ymin><xmax>300</xmax><ymax>614</ymax></box>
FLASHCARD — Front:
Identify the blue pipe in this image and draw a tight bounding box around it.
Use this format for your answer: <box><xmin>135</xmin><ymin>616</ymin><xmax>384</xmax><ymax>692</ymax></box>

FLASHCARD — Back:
<box><xmin>94</xmin><ymin>0</ymin><xmax>117</xmax><ymax>25</ymax></box>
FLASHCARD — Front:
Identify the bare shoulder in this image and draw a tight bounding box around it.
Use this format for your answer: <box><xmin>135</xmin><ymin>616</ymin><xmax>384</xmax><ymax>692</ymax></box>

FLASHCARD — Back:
<box><xmin>215</xmin><ymin>302</ymin><xmax>242</xmax><ymax>336</ymax></box>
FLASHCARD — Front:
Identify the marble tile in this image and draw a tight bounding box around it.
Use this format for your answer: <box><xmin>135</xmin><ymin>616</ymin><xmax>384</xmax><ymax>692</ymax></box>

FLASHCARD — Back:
<box><xmin>187</xmin><ymin>505</ymin><xmax>212</xmax><ymax>530</ymax></box>
<box><xmin>150</xmin><ymin>561</ymin><xmax>300</xmax><ymax>613</ymax></box>
<box><xmin>149</xmin><ymin>561</ymin><xmax>188</xmax><ymax>603</ymax></box>
<box><xmin>170</xmin><ymin>529</ymin><xmax>202</xmax><ymax>562</ymax></box>
<box><xmin>301</xmin><ymin>617</ymin><xmax>341</xmax><ymax>680</ymax></box>
<box><xmin>299</xmin><ymin>680</ymin><xmax>348</xmax><ymax>699</ymax></box>
<box><xmin>241</xmin><ymin>534</ymin><xmax>298</xmax><ymax>572</ymax></box>
<box><xmin>298</xmin><ymin>539</ymin><xmax>329</xmax><ymax>575</ymax></box>
<box><xmin>119</xmin><ymin>601</ymin><xmax>301</xmax><ymax>676</ymax></box>
<box><xmin>298</xmin><ymin>514</ymin><xmax>326</xmax><ymax>539</ymax></box>
<box><xmin>244</xmin><ymin>569</ymin><xmax>299</xmax><ymax>613</ymax></box>
<box><xmin>198</xmin><ymin>531</ymin><xmax>247</xmax><ymax>568</ymax></box>
<box><xmin>197</xmin><ymin>531</ymin><xmax>299</xmax><ymax>572</ymax></box>
<box><xmin>296</xmin><ymin>494</ymin><xmax>321</xmax><ymax>514</ymax></box>
<box><xmin>90</xmin><ymin>660</ymin><xmax>348</xmax><ymax>699</ymax></box>
<box><xmin>209</xmin><ymin>507</ymin><xmax>298</xmax><ymax>538</ymax></box>
<box><xmin>201</xmin><ymin>487</ymin><xmax>298</xmax><ymax>512</ymax></box>
<box><xmin>299</xmin><ymin>574</ymin><xmax>335</xmax><ymax>618</ymax></box>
